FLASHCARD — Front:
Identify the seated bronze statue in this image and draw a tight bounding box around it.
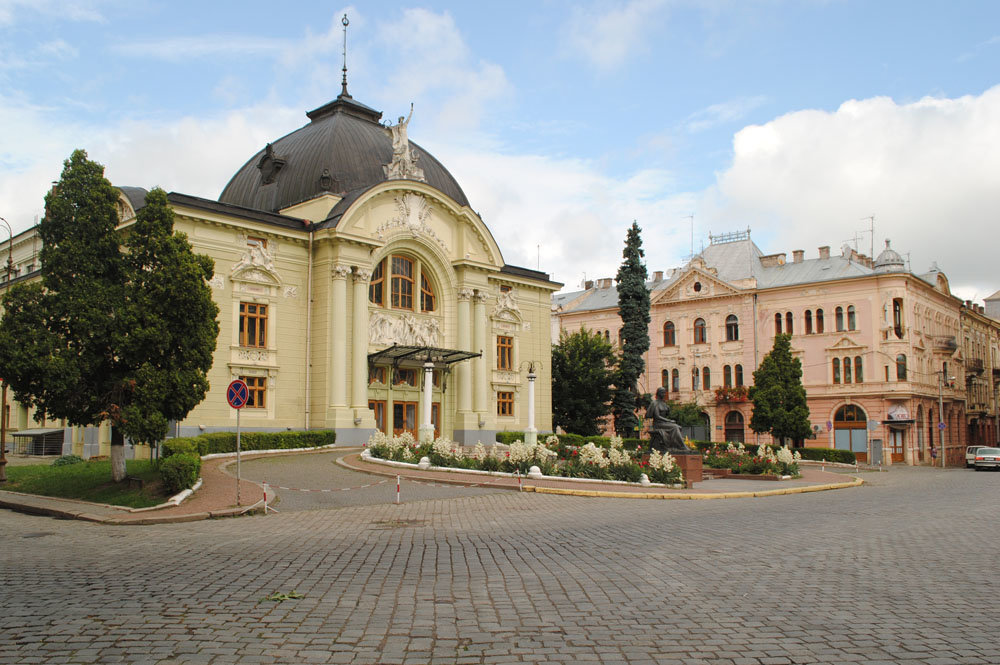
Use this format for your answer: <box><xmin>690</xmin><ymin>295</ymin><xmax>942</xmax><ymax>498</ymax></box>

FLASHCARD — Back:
<box><xmin>645</xmin><ymin>387</ymin><xmax>689</xmax><ymax>454</ymax></box>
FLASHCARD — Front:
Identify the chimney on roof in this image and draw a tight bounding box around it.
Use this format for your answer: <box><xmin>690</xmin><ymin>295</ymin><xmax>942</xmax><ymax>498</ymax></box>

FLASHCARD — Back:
<box><xmin>585</xmin><ymin>280</ymin><xmax>594</xmax><ymax>290</ymax></box>
<box><xmin>653</xmin><ymin>270</ymin><xmax>663</xmax><ymax>281</ymax></box>
<box><xmin>760</xmin><ymin>253</ymin><xmax>786</xmax><ymax>268</ymax></box>
<box><xmin>793</xmin><ymin>250</ymin><xmax>804</xmax><ymax>264</ymax></box>
<box><xmin>966</xmin><ymin>300</ymin><xmax>973</xmax><ymax>308</ymax></box>
<box><xmin>819</xmin><ymin>245</ymin><xmax>830</xmax><ymax>260</ymax></box>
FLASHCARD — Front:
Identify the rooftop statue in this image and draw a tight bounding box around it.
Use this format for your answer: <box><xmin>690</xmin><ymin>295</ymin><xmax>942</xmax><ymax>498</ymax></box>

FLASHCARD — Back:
<box><xmin>384</xmin><ymin>103</ymin><xmax>426</xmax><ymax>182</ymax></box>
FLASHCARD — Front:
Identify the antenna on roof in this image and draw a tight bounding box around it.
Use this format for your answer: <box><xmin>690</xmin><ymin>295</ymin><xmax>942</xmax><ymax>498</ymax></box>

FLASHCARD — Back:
<box><xmin>340</xmin><ymin>14</ymin><xmax>351</xmax><ymax>98</ymax></box>
<box><xmin>861</xmin><ymin>215</ymin><xmax>874</xmax><ymax>261</ymax></box>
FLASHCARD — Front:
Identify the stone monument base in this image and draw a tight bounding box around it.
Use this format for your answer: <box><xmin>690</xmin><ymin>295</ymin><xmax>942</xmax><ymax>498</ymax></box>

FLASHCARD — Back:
<box><xmin>673</xmin><ymin>453</ymin><xmax>703</xmax><ymax>488</ymax></box>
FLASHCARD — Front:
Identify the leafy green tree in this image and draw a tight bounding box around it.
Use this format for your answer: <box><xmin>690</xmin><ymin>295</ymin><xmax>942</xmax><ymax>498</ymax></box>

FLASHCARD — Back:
<box><xmin>665</xmin><ymin>400</ymin><xmax>708</xmax><ymax>428</ymax></box>
<box><xmin>551</xmin><ymin>328</ymin><xmax>616</xmax><ymax>436</ymax></box>
<box><xmin>0</xmin><ymin>150</ymin><xmax>220</xmax><ymax>481</ymax></box>
<box><xmin>611</xmin><ymin>221</ymin><xmax>650</xmax><ymax>436</ymax></box>
<box><xmin>748</xmin><ymin>333</ymin><xmax>812</xmax><ymax>445</ymax></box>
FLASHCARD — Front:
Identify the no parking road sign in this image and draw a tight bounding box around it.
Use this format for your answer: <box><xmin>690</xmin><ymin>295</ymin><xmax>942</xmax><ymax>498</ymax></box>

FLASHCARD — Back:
<box><xmin>227</xmin><ymin>379</ymin><xmax>249</xmax><ymax>409</ymax></box>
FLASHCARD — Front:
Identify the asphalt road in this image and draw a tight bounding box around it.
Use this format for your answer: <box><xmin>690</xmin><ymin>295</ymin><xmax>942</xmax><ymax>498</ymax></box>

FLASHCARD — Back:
<box><xmin>1</xmin><ymin>463</ymin><xmax>998</xmax><ymax>665</ymax></box>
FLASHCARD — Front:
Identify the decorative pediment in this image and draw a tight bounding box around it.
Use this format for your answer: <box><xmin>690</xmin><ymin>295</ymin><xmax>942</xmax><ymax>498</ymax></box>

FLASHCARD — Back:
<box><xmin>369</xmin><ymin>311</ymin><xmax>441</xmax><ymax>347</ymax></box>
<box><xmin>492</xmin><ymin>289</ymin><xmax>522</xmax><ymax>323</ymax></box>
<box><xmin>826</xmin><ymin>336</ymin><xmax>866</xmax><ymax>352</ymax></box>
<box><xmin>652</xmin><ymin>267</ymin><xmax>740</xmax><ymax>304</ymax></box>
<box><xmin>231</xmin><ymin>236</ymin><xmax>281</xmax><ymax>286</ymax></box>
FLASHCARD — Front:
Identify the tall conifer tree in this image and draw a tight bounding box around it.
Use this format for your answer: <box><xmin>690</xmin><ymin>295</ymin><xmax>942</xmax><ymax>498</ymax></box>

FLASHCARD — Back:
<box><xmin>0</xmin><ymin>150</ymin><xmax>219</xmax><ymax>481</ymax></box>
<box><xmin>611</xmin><ymin>221</ymin><xmax>650</xmax><ymax>436</ymax></box>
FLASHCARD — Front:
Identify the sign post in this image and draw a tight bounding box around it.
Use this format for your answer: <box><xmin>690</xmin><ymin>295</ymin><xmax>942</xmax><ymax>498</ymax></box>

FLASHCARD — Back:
<box><xmin>226</xmin><ymin>379</ymin><xmax>250</xmax><ymax>505</ymax></box>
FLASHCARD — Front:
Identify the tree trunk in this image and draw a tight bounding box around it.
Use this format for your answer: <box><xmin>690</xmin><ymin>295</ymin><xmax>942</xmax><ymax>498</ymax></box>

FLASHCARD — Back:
<box><xmin>111</xmin><ymin>425</ymin><xmax>126</xmax><ymax>482</ymax></box>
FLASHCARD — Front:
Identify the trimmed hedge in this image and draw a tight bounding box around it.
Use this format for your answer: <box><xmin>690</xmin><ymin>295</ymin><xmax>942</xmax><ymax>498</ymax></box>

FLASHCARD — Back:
<box><xmin>795</xmin><ymin>447</ymin><xmax>856</xmax><ymax>464</ymax></box>
<box><xmin>162</xmin><ymin>430</ymin><xmax>336</xmax><ymax>457</ymax></box>
<box><xmin>159</xmin><ymin>453</ymin><xmax>202</xmax><ymax>493</ymax></box>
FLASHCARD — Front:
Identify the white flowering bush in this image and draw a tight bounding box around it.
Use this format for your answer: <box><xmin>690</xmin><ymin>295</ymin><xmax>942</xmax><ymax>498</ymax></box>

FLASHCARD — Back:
<box><xmin>366</xmin><ymin>431</ymin><xmax>418</xmax><ymax>462</ymax></box>
<box><xmin>646</xmin><ymin>449</ymin><xmax>684</xmax><ymax>485</ymax></box>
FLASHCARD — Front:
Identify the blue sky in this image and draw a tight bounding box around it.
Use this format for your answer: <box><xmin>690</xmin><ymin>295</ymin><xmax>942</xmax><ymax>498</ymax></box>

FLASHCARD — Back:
<box><xmin>2</xmin><ymin>1</ymin><xmax>999</xmax><ymax>300</ymax></box>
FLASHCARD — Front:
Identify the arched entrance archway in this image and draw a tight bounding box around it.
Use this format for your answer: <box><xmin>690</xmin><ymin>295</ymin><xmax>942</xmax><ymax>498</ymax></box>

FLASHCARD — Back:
<box><xmin>834</xmin><ymin>404</ymin><xmax>869</xmax><ymax>462</ymax></box>
<box><xmin>724</xmin><ymin>410</ymin><xmax>744</xmax><ymax>443</ymax></box>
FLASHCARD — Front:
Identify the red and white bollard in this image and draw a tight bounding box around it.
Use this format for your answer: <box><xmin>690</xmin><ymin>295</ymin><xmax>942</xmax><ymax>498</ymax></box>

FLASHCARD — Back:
<box><xmin>396</xmin><ymin>475</ymin><xmax>401</xmax><ymax>505</ymax></box>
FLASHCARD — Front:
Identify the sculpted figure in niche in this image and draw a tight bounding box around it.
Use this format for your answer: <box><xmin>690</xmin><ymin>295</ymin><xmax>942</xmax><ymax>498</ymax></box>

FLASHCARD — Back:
<box><xmin>645</xmin><ymin>387</ymin><xmax>688</xmax><ymax>455</ymax></box>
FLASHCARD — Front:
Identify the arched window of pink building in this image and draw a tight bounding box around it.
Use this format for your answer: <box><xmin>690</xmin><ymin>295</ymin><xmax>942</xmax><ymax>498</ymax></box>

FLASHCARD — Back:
<box><xmin>843</xmin><ymin>357</ymin><xmax>852</xmax><ymax>383</ymax></box>
<box><xmin>774</xmin><ymin>312</ymin><xmax>782</xmax><ymax>335</ymax></box>
<box><xmin>725</xmin><ymin>315</ymin><xmax>739</xmax><ymax>341</ymax></box>
<box><xmin>724</xmin><ymin>365</ymin><xmax>733</xmax><ymax>387</ymax></box>
<box><xmin>855</xmin><ymin>356</ymin><xmax>863</xmax><ymax>383</ymax></box>
<box><xmin>848</xmin><ymin>305</ymin><xmax>856</xmax><ymax>331</ymax></box>
<box><xmin>724</xmin><ymin>411</ymin><xmax>745</xmax><ymax>443</ymax></box>
<box><xmin>661</xmin><ymin>369</ymin><xmax>669</xmax><ymax>389</ymax></box>
<box><xmin>703</xmin><ymin>366</ymin><xmax>711</xmax><ymax>390</ymax></box>
<box><xmin>693</xmin><ymin>318</ymin><xmax>707</xmax><ymax>344</ymax></box>
<box><xmin>691</xmin><ymin>366</ymin><xmax>699</xmax><ymax>390</ymax></box>
<box><xmin>835</xmin><ymin>306</ymin><xmax>844</xmax><ymax>331</ymax></box>
<box><xmin>832</xmin><ymin>358</ymin><xmax>841</xmax><ymax>383</ymax></box>
<box><xmin>663</xmin><ymin>321</ymin><xmax>675</xmax><ymax>346</ymax></box>
<box><xmin>896</xmin><ymin>354</ymin><xmax>907</xmax><ymax>380</ymax></box>
<box><xmin>671</xmin><ymin>368</ymin><xmax>680</xmax><ymax>392</ymax></box>
<box><xmin>785</xmin><ymin>312</ymin><xmax>794</xmax><ymax>335</ymax></box>
<box><xmin>735</xmin><ymin>364</ymin><xmax>744</xmax><ymax>387</ymax></box>
<box><xmin>816</xmin><ymin>309</ymin><xmax>825</xmax><ymax>333</ymax></box>
<box><xmin>805</xmin><ymin>310</ymin><xmax>813</xmax><ymax>334</ymax></box>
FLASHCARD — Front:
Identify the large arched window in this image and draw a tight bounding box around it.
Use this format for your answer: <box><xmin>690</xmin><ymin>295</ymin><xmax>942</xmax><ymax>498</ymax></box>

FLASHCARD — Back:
<box><xmin>661</xmin><ymin>369</ymin><xmax>669</xmax><ymax>389</ymax></box>
<box><xmin>702</xmin><ymin>366</ymin><xmax>711</xmax><ymax>390</ymax></box>
<box><xmin>735</xmin><ymin>364</ymin><xmax>744</xmax><ymax>387</ymax></box>
<box><xmin>832</xmin><ymin>358</ymin><xmax>841</xmax><ymax>384</ymax></box>
<box><xmin>804</xmin><ymin>310</ymin><xmax>813</xmax><ymax>334</ymax></box>
<box><xmin>370</xmin><ymin>254</ymin><xmax>436</xmax><ymax>313</ymax></box>
<box><xmin>896</xmin><ymin>354</ymin><xmax>907</xmax><ymax>380</ymax></box>
<box><xmin>691</xmin><ymin>366</ymin><xmax>700</xmax><ymax>390</ymax></box>
<box><xmin>671</xmin><ymin>368</ymin><xmax>680</xmax><ymax>392</ymax></box>
<box><xmin>724</xmin><ymin>365</ymin><xmax>733</xmax><ymax>388</ymax></box>
<box><xmin>834</xmin><ymin>404</ymin><xmax>869</xmax><ymax>457</ymax></box>
<box><xmin>835</xmin><ymin>306</ymin><xmax>844</xmax><ymax>332</ymax></box>
<box><xmin>725</xmin><ymin>315</ymin><xmax>739</xmax><ymax>341</ymax></box>
<box><xmin>693</xmin><ymin>318</ymin><xmax>707</xmax><ymax>344</ymax></box>
<box><xmin>663</xmin><ymin>321</ymin><xmax>676</xmax><ymax>346</ymax></box>
<box><xmin>847</xmin><ymin>305</ymin><xmax>857</xmax><ymax>331</ymax></box>
<box><xmin>816</xmin><ymin>308</ymin><xmax>825</xmax><ymax>333</ymax></box>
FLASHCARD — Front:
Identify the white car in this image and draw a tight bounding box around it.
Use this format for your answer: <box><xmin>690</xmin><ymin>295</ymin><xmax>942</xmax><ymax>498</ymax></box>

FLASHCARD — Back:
<box><xmin>967</xmin><ymin>446</ymin><xmax>984</xmax><ymax>468</ymax></box>
<box><xmin>973</xmin><ymin>447</ymin><xmax>1000</xmax><ymax>471</ymax></box>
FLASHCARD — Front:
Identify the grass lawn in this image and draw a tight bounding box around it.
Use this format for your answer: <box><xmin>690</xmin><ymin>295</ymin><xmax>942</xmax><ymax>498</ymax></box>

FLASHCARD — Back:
<box><xmin>4</xmin><ymin>460</ymin><xmax>170</xmax><ymax>508</ymax></box>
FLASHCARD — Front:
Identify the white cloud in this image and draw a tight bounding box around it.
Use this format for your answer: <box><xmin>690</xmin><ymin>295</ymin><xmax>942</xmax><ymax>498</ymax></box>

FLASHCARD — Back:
<box><xmin>701</xmin><ymin>85</ymin><xmax>1000</xmax><ymax>303</ymax></box>
<box><xmin>561</xmin><ymin>0</ymin><xmax>669</xmax><ymax>72</ymax></box>
<box><xmin>685</xmin><ymin>95</ymin><xmax>767</xmax><ymax>133</ymax></box>
<box><xmin>0</xmin><ymin>0</ymin><xmax>106</xmax><ymax>26</ymax></box>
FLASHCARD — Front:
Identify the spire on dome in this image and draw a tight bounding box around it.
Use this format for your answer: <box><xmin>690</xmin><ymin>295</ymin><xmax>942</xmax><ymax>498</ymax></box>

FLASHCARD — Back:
<box><xmin>340</xmin><ymin>13</ymin><xmax>351</xmax><ymax>99</ymax></box>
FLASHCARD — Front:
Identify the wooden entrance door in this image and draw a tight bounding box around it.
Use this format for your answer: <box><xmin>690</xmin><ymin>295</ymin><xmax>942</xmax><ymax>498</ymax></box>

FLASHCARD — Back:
<box><xmin>890</xmin><ymin>429</ymin><xmax>904</xmax><ymax>462</ymax></box>
<box><xmin>392</xmin><ymin>402</ymin><xmax>417</xmax><ymax>437</ymax></box>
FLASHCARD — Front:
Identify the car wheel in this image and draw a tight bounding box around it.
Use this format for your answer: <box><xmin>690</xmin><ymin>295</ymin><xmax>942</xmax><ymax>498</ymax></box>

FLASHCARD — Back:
<box><xmin>975</xmin><ymin>467</ymin><xmax>983</xmax><ymax>471</ymax></box>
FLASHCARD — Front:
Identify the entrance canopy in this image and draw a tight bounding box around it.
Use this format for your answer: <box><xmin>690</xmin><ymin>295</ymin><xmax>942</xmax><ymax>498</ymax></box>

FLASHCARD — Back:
<box><xmin>368</xmin><ymin>344</ymin><xmax>481</xmax><ymax>369</ymax></box>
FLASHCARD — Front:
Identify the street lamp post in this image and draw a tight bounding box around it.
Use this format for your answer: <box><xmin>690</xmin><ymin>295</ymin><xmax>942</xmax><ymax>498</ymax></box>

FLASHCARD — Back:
<box><xmin>0</xmin><ymin>215</ymin><xmax>12</xmax><ymax>483</ymax></box>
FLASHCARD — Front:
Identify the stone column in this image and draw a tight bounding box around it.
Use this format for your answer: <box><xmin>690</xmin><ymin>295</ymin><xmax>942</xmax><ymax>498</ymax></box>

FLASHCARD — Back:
<box><xmin>457</xmin><ymin>288</ymin><xmax>473</xmax><ymax>414</ymax></box>
<box><xmin>525</xmin><ymin>367</ymin><xmax>537</xmax><ymax>446</ymax></box>
<box><xmin>331</xmin><ymin>264</ymin><xmax>351</xmax><ymax>408</ymax></box>
<box><xmin>419</xmin><ymin>359</ymin><xmax>435</xmax><ymax>443</ymax></box>
<box><xmin>351</xmin><ymin>267</ymin><xmax>372</xmax><ymax>410</ymax></box>
<box><xmin>473</xmin><ymin>291</ymin><xmax>488</xmax><ymax>416</ymax></box>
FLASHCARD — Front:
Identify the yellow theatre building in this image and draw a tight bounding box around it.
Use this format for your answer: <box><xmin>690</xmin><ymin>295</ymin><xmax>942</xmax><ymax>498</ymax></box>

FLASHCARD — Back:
<box><xmin>1</xmin><ymin>90</ymin><xmax>560</xmax><ymax>458</ymax></box>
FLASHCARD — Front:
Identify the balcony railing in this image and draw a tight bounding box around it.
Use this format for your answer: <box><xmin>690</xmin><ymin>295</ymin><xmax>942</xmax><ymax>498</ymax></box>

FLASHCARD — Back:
<box><xmin>966</xmin><ymin>358</ymin><xmax>985</xmax><ymax>374</ymax></box>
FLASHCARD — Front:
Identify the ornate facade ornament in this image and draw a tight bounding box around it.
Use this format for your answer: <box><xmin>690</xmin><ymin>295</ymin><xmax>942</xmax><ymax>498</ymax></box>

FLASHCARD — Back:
<box><xmin>257</xmin><ymin>143</ymin><xmax>287</xmax><ymax>185</ymax></box>
<box><xmin>369</xmin><ymin>311</ymin><xmax>441</xmax><ymax>347</ymax></box>
<box><xmin>353</xmin><ymin>267</ymin><xmax>372</xmax><ymax>282</ymax></box>
<box><xmin>208</xmin><ymin>275</ymin><xmax>225</xmax><ymax>290</ymax></box>
<box><xmin>232</xmin><ymin>237</ymin><xmax>278</xmax><ymax>279</ymax></box>
<box><xmin>383</xmin><ymin>104</ymin><xmax>426</xmax><ymax>182</ymax></box>
<box><xmin>331</xmin><ymin>263</ymin><xmax>352</xmax><ymax>280</ymax></box>
<box><xmin>492</xmin><ymin>289</ymin><xmax>522</xmax><ymax>322</ymax></box>
<box><xmin>237</xmin><ymin>349</ymin><xmax>269</xmax><ymax>362</ymax></box>
<box><xmin>373</xmin><ymin>193</ymin><xmax>449</xmax><ymax>254</ymax></box>
<box><xmin>457</xmin><ymin>287</ymin><xmax>474</xmax><ymax>301</ymax></box>
<box><xmin>473</xmin><ymin>290</ymin><xmax>490</xmax><ymax>304</ymax></box>
<box><xmin>283</xmin><ymin>286</ymin><xmax>298</xmax><ymax>298</ymax></box>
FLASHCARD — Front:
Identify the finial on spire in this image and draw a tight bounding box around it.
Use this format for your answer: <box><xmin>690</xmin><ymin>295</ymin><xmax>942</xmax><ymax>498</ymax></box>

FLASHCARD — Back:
<box><xmin>340</xmin><ymin>13</ymin><xmax>350</xmax><ymax>98</ymax></box>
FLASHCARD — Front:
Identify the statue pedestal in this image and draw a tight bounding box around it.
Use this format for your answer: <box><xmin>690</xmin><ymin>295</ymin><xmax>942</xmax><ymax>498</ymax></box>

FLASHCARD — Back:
<box><xmin>673</xmin><ymin>453</ymin><xmax>703</xmax><ymax>488</ymax></box>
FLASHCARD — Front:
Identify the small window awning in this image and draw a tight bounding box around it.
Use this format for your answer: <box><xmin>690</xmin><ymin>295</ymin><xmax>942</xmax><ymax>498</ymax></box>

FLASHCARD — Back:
<box><xmin>368</xmin><ymin>344</ymin><xmax>481</xmax><ymax>368</ymax></box>
<box><xmin>882</xmin><ymin>419</ymin><xmax>915</xmax><ymax>429</ymax></box>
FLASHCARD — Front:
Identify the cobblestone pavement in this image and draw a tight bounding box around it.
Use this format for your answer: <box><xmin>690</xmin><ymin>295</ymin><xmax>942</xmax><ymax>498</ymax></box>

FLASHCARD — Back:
<box><xmin>2</xmin><ymin>466</ymin><xmax>998</xmax><ymax>664</ymax></box>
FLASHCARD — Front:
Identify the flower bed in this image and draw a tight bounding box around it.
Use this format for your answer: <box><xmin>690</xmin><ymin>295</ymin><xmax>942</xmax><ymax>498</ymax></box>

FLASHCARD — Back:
<box><xmin>365</xmin><ymin>433</ymin><xmax>684</xmax><ymax>486</ymax></box>
<box><xmin>703</xmin><ymin>441</ymin><xmax>800</xmax><ymax>477</ymax></box>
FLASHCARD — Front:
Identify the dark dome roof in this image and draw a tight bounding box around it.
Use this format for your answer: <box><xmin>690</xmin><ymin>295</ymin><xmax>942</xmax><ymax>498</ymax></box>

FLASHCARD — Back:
<box><xmin>219</xmin><ymin>94</ymin><xmax>469</xmax><ymax>213</ymax></box>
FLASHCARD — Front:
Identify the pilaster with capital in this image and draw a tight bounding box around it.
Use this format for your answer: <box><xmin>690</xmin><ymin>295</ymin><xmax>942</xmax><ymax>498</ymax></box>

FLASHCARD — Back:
<box><xmin>456</xmin><ymin>288</ymin><xmax>473</xmax><ymax>414</ymax></box>
<box><xmin>331</xmin><ymin>263</ymin><xmax>351</xmax><ymax>408</ymax></box>
<box><xmin>473</xmin><ymin>290</ymin><xmax>489</xmax><ymax>416</ymax></box>
<box><xmin>351</xmin><ymin>267</ymin><xmax>373</xmax><ymax>410</ymax></box>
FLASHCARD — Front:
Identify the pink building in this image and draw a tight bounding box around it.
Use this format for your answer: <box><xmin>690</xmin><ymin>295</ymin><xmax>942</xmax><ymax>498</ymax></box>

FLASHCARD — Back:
<box><xmin>553</xmin><ymin>231</ymin><xmax>970</xmax><ymax>466</ymax></box>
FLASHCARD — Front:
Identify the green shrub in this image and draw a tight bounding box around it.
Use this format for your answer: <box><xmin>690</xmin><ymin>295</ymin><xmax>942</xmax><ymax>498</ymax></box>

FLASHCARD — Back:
<box><xmin>158</xmin><ymin>453</ymin><xmax>202</xmax><ymax>493</ymax></box>
<box><xmin>161</xmin><ymin>430</ymin><xmax>336</xmax><ymax>457</ymax></box>
<box><xmin>796</xmin><ymin>447</ymin><xmax>856</xmax><ymax>464</ymax></box>
<box><xmin>496</xmin><ymin>431</ymin><xmax>525</xmax><ymax>445</ymax></box>
<box><xmin>51</xmin><ymin>454</ymin><xmax>84</xmax><ymax>467</ymax></box>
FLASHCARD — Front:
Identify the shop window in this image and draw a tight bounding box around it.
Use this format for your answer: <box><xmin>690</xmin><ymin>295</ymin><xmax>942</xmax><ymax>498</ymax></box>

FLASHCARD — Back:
<box><xmin>663</xmin><ymin>321</ymin><xmax>676</xmax><ymax>346</ymax></box>
<box><xmin>497</xmin><ymin>391</ymin><xmax>514</xmax><ymax>417</ymax></box>
<box><xmin>726</xmin><ymin>315</ymin><xmax>739</xmax><ymax>341</ymax></box>
<box><xmin>497</xmin><ymin>335</ymin><xmax>513</xmax><ymax>370</ymax></box>
<box><xmin>694</xmin><ymin>318</ymin><xmax>707</xmax><ymax>344</ymax></box>
<box><xmin>241</xmin><ymin>376</ymin><xmax>266</xmax><ymax>408</ymax></box>
<box><xmin>239</xmin><ymin>303</ymin><xmax>267</xmax><ymax>348</ymax></box>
